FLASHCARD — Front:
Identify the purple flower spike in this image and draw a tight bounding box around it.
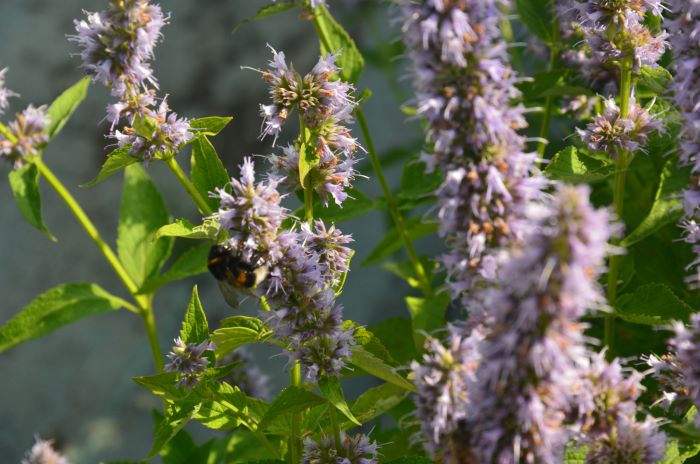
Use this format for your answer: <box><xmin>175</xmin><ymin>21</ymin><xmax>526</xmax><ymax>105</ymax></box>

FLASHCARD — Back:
<box><xmin>400</xmin><ymin>0</ymin><xmax>547</xmax><ymax>300</ymax></box>
<box><xmin>666</xmin><ymin>314</ymin><xmax>700</xmax><ymax>427</ymax></box>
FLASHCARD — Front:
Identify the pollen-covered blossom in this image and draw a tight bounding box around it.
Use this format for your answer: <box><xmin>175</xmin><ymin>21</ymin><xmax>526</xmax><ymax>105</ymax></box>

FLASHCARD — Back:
<box><xmin>0</xmin><ymin>105</ymin><xmax>50</xmax><ymax>168</ymax></box>
<box><xmin>219</xmin><ymin>347</ymin><xmax>271</xmax><ymax>400</ymax></box>
<box><xmin>256</xmin><ymin>47</ymin><xmax>362</xmax><ymax>206</ymax></box>
<box><xmin>21</xmin><ymin>437</ymin><xmax>70</xmax><ymax>464</ymax></box>
<box><xmin>0</xmin><ymin>68</ymin><xmax>18</xmax><ymax>115</ymax></box>
<box><xmin>211</xmin><ymin>158</ymin><xmax>354</xmax><ymax>382</ymax></box>
<box><xmin>112</xmin><ymin>98</ymin><xmax>192</xmax><ymax>161</ymax></box>
<box><xmin>400</xmin><ymin>0</ymin><xmax>547</xmax><ymax>299</ymax></box>
<box><xmin>667</xmin><ymin>0</ymin><xmax>700</xmax><ymax>288</ymax></box>
<box><xmin>577</xmin><ymin>95</ymin><xmax>660</xmax><ymax>158</ymax></box>
<box><xmin>576</xmin><ymin>0</ymin><xmax>667</xmax><ymax>70</ymax></box>
<box><xmin>165</xmin><ymin>337</ymin><xmax>215</xmax><ymax>388</ymax></box>
<box><xmin>465</xmin><ymin>185</ymin><xmax>614</xmax><ymax>463</ymax></box>
<box><xmin>577</xmin><ymin>354</ymin><xmax>665</xmax><ymax>464</ymax></box>
<box><xmin>302</xmin><ymin>432</ymin><xmax>378</xmax><ymax>464</ymax></box>
<box><xmin>411</xmin><ymin>325</ymin><xmax>483</xmax><ymax>461</ymax></box>
<box><xmin>69</xmin><ymin>0</ymin><xmax>166</xmax><ymax>98</ymax></box>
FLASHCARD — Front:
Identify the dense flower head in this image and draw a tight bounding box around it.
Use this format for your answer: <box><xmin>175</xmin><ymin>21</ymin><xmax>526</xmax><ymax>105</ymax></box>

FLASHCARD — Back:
<box><xmin>211</xmin><ymin>156</ymin><xmax>287</xmax><ymax>260</ymax></box>
<box><xmin>665</xmin><ymin>314</ymin><xmax>700</xmax><ymax>427</ymax></box>
<box><xmin>0</xmin><ymin>105</ymin><xmax>50</xmax><ymax>168</ymax></box>
<box><xmin>574</xmin><ymin>0</ymin><xmax>667</xmax><ymax>70</ymax></box>
<box><xmin>577</xmin><ymin>95</ymin><xmax>660</xmax><ymax>158</ymax></box>
<box><xmin>261</xmin><ymin>229</ymin><xmax>354</xmax><ymax>382</ymax></box>
<box><xmin>111</xmin><ymin>98</ymin><xmax>192</xmax><ymax>161</ymax></box>
<box><xmin>302</xmin><ymin>432</ymin><xmax>379</xmax><ymax>464</ymax></box>
<box><xmin>0</xmin><ymin>68</ymin><xmax>18</xmax><ymax>115</ymax></box>
<box><xmin>400</xmin><ymin>0</ymin><xmax>547</xmax><ymax>296</ymax></box>
<box><xmin>411</xmin><ymin>325</ymin><xmax>483</xmax><ymax>460</ymax></box>
<box><xmin>577</xmin><ymin>354</ymin><xmax>665</xmax><ymax>464</ymax></box>
<box><xmin>256</xmin><ymin>47</ymin><xmax>362</xmax><ymax>206</ymax></box>
<box><xmin>69</xmin><ymin>0</ymin><xmax>166</xmax><ymax>98</ymax></box>
<box><xmin>301</xmin><ymin>220</ymin><xmax>353</xmax><ymax>286</ymax></box>
<box><xmin>218</xmin><ymin>347</ymin><xmax>271</xmax><ymax>400</ymax></box>
<box><xmin>165</xmin><ymin>337</ymin><xmax>215</xmax><ymax>388</ymax></box>
<box><xmin>668</xmin><ymin>0</ymin><xmax>700</xmax><ymax>288</ymax></box>
<box><xmin>22</xmin><ymin>437</ymin><xmax>70</xmax><ymax>464</ymax></box>
<box><xmin>464</xmin><ymin>185</ymin><xmax>614</xmax><ymax>463</ymax></box>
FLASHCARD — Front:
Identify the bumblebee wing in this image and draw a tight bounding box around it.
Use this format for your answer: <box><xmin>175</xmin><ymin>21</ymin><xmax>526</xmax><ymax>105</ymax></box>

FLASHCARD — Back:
<box><xmin>217</xmin><ymin>280</ymin><xmax>242</xmax><ymax>308</ymax></box>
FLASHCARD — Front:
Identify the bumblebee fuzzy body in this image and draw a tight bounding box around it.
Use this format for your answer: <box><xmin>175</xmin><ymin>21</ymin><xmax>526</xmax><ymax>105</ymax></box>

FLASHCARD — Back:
<box><xmin>207</xmin><ymin>243</ymin><xmax>269</xmax><ymax>307</ymax></box>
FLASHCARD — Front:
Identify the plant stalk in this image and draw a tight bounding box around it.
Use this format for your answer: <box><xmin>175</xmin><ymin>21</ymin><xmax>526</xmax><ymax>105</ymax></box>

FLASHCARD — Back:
<box><xmin>164</xmin><ymin>155</ymin><xmax>213</xmax><ymax>217</ymax></box>
<box><xmin>356</xmin><ymin>110</ymin><xmax>433</xmax><ymax>298</ymax></box>
<box><xmin>604</xmin><ymin>58</ymin><xmax>634</xmax><ymax>357</ymax></box>
<box><xmin>34</xmin><ymin>156</ymin><xmax>164</xmax><ymax>372</ymax></box>
<box><xmin>537</xmin><ymin>20</ymin><xmax>560</xmax><ymax>156</ymax></box>
<box><xmin>328</xmin><ymin>406</ymin><xmax>343</xmax><ymax>455</ymax></box>
<box><xmin>290</xmin><ymin>362</ymin><xmax>302</xmax><ymax>463</ymax></box>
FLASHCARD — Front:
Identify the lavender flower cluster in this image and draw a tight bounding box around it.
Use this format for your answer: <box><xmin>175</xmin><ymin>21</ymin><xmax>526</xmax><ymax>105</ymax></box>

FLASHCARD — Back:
<box><xmin>667</xmin><ymin>0</ymin><xmax>700</xmax><ymax>289</ymax></box>
<box><xmin>257</xmin><ymin>48</ymin><xmax>362</xmax><ymax>206</ymax></box>
<box><xmin>70</xmin><ymin>0</ymin><xmax>192</xmax><ymax>161</ymax></box>
<box><xmin>302</xmin><ymin>432</ymin><xmax>378</xmax><ymax>464</ymax></box>
<box><xmin>165</xmin><ymin>337</ymin><xmax>215</xmax><ymax>388</ymax></box>
<box><xmin>211</xmin><ymin>158</ymin><xmax>355</xmax><ymax>382</ymax></box>
<box><xmin>400</xmin><ymin>0</ymin><xmax>547</xmax><ymax>302</ymax></box>
<box><xmin>412</xmin><ymin>185</ymin><xmax>664</xmax><ymax>462</ymax></box>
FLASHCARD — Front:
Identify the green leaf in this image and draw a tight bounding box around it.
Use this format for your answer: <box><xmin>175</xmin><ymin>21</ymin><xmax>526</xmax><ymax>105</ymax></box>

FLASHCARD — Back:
<box><xmin>133</xmin><ymin>372</ymin><xmax>190</xmax><ymax>402</ymax></box>
<box><xmin>621</xmin><ymin>158</ymin><xmax>687</xmax><ymax>247</ymax></box>
<box><xmin>348</xmin><ymin>345</ymin><xmax>417</xmax><ymax>392</ymax></box>
<box><xmin>155</xmin><ymin>218</ymin><xmax>219</xmax><ymax>240</ymax></box>
<box><xmin>180</xmin><ymin>286</ymin><xmax>209</xmax><ymax>345</ymax></box>
<box><xmin>348</xmin><ymin>382</ymin><xmax>408</xmax><ymax>426</ymax></box>
<box><xmin>0</xmin><ymin>283</ymin><xmax>127</xmax><ymax>352</ymax></box>
<box><xmin>139</xmin><ymin>243</ymin><xmax>210</xmax><ymax>294</ymax></box>
<box><xmin>224</xmin><ymin>429</ymin><xmax>284</xmax><ymax>463</ymax></box>
<box><xmin>370</xmin><ymin>317</ymin><xmax>419</xmax><ymax>365</ymax></box>
<box><xmin>258</xmin><ymin>386</ymin><xmax>325</xmax><ymax>431</ymax></box>
<box><xmin>314</xmin><ymin>5</ymin><xmax>365</xmax><ymax>84</ymax></box>
<box><xmin>298</xmin><ymin>140</ymin><xmax>319</xmax><ymax>189</ymax></box>
<box><xmin>9</xmin><ymin>163</ymin><xmax>55</xmax><ymax>240</ymax></box>
<box><xmin>638</xmin><ymin>66</ymin><xmax>673</xmax><ymax>96</ymax></box>
<box><xmin>384</xmin><ymin>457</ymin><xmax>434</xmax><ymax>464</ymax></box>
<box><xmin>399</xmin><ymin>159</ymin><xmax>442</xmax><ymax>199</ymax></box>
<box><xmin>211</xmin><ymin>317</ymin><xmax>271</xmax><ymax>359</ymax></box>
<box><xmin>545</xmin><ymin>146</ymin><xmax>614</xmax><ymax>183</ymax></box>
<box><xmin>195</xmin><ymin>382</ymin><xmax>253</xmax><ymax>430</ymax></box>
<box><xmin>382</xmin><ymin>256</ymin><xmax>437</xmax><ymax>291</ymax></box>
<box><xmin>615</xmin><ymin>283</ymin><xmax>694</xmax><ymax>325</ymax></box>
<box><xmin>232</xmin><ymin>2</ymin><xmax>298</xmax><ymax>33</ymax></box>
<box><xmin>405</xmin><ymin>292</ymin><xmax>451</xmax><ymax>348</ymax></box>
<box><xmin>118</xmin><ymin>164</ymin><xmax>173</xmax><ymax>286</ymax></box>
<box><xmin>189</xmin><ymin>117</ymin><xmax>233</xmax><ymax>137</ymax></box>
<box><xmin>318</xmin><ymin>376</ymin><xmax>361</xmax><ymax>426</ymax></box>
<box><xmin>563</xmin><ymin>444</ymin><xmax>587</xmax><ymax>464</ymax></box>
<box><xmin>661</xmin><ymin>439</ymin><xmax>700</xmax><ymax>463</ymax></box>
<box><xmin>516</xmin><ymin>0</ymin><xmax>556</xmax><ymax>44</ymax></box>
<box><xmin>148</xmin><ymin>403</ymin><xmax>200</xmax><ymax>458</ymax></box>
<box><xmin>363</xmin><ymin>217</ymin><xmax>438</xmax><ymax>265</ymax></box>
<box><xmin>45</xmin><ymin>76</ymin><xmax>91</xmax><ymax>139</ymax></box>
<box><xmin>81</xmin><ymin>148</ymin><xmax>138</xmax><ymax>188</ymax></box>
<box><xmin>191</xmin><ymin>136</ymin><xmax>229</xmax><ymax>211</ymax></box>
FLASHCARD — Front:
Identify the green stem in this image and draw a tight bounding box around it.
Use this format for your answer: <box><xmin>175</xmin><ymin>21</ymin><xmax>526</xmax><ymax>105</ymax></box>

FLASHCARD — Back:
<box><xmin>303</xmin><ymin>183</ymin><xmax>314</xmax><ymax>224</ymax></box>
<box><xmin>164</xmin><ymin>156</ymin><xmax>213</xmax><ymax>216</ymax></box>
<box><xmin>356</xmin><ymin>110</ymin><xmax>433</xmax><ymax>298</ymax></box>
<box><xmin>537</xmin><ymin>22</ymin><xmax>560</xmax><ymax>156</ymax></box>
<box><xmin>328</xmin><ymin>406</ymin><xmax>343</xmax><ymax>454</ymax></box>
<box><xmin>34</xmin><ymin>156</ymin><xmax>164</xmax><ymax>372</ymax></box>
<box><xmin>290</xmin><ymin>362</ymin><xmax>302</xmax><ymax>463</ymax></box>
<box><xmin>604</xmin><ymin>58</ymin><xmax>634</xmax><ymax>357</ymax></box>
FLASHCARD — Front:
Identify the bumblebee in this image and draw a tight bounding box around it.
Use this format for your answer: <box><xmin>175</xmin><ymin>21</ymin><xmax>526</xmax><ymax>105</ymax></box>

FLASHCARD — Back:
<box><xmin>207</xmin><ymin>242</ymin><xmax>269</xmax><ymax>307</ymax></box>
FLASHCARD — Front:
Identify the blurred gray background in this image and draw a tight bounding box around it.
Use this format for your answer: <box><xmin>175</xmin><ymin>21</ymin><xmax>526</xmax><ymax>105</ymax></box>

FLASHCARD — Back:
<box><xmin>0</xmin><ymin>1</ymin><xmax>434</xmax><ymax>462</ymax></box>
